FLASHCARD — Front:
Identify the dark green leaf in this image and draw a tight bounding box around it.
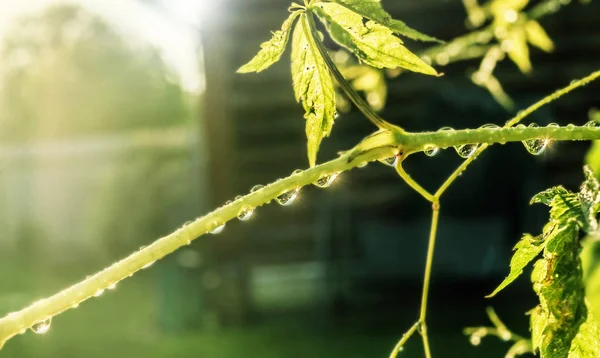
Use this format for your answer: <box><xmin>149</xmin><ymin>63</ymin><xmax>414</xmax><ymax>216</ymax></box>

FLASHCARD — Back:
<box><xmin>531</xmin><ymin>186</ymin><xmax>583</xmax><ymax>228</ymax></box>
<box><xmin>329</xmin><ymin>0</ymin><xmax>443</xmax><ymax>43</ymax></box>
<box><xmin>291</xmin><ymin>14</ymin><xmax>336</xmax><ymax>167</ymax></box>
<box><xmin>313</xmin><ymin>4</ymin><xmax>437</xmax><ymax>75</ymax></box>
<box><xmin>486</xmin><ymin>233</ymin><xmax>545</xmax><ymax>298</ymax></box>
<box><xmin>237</xmin><ymin>11</ymin><xmax>300</xmax><ymax>73</ymax></box>
<box><xmin>578</xmin><ymin>166</ymin><xmax>600</xmax><ymax>233</ymax></box>
<box><xmin>569</xmin><ymin>316</ymin><xmax>600</xmax><ymax>357</ymax></box>
<box><xmin>530</xmin><ymin>222</ymin><xmax>589</xmax><ymax>357</ymax></box>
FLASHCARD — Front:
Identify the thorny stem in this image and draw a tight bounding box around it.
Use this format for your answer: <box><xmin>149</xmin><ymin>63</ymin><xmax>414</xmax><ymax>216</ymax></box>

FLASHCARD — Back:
<box><xmin>304</xmin><ymin>10</ymin><xmax>398</xmax><ymax>132</ymax></box>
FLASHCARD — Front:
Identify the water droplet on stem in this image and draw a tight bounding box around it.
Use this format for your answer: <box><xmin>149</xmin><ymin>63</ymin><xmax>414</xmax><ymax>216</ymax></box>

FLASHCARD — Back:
<box><xmin>522</xmin><ymin>123</ymin><xmax>548</xmax><ymax>155</ymax></box>
<box><xmin>454</xmin><ymin>144</ymin><xmax>479</xmax><ymax>158</ymax></box>
<box><xmin>275</xmin><ymin>188</ymin><xmax>300</xmax><ymax>206</ymax></box>
<box><xmin>210</xmin><ymin>222</ymin><xmax>225</xmax><ymax>234</ymax></box>
<box><xmin>314</xmin><ymin>173</ymin><xmax>339</xmax><ymax>188</ymax></box>
<box><xmin>423</xmin><ymin>145</ymin><xmax>439</xmax><ymax>157</ymax></box>
<box><xmin>31</xmin><ymin>319</ymin><xmax>51</xmax><ymax>334</ymax></box>
<box><xmin>237</xmin><ymin>206</ymin><xmax>254</xmax><ymax>221</ymax></box>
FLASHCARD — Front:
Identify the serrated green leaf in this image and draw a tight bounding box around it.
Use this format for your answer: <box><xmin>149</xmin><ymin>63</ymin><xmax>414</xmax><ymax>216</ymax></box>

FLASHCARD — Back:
<box><xmin>487</xmin><ymin>233</ymin><xmax>545</xmax><ymax>298</ymax></box>
<box><xmin>329</xmin><ymin>0</ymin><xmax>443</xmax><ymax>43</ymax></box>
<box><xmin>525</xmin><ymin>20</ymin><xmax>554</xmax><ymax>53</ymax></box>
<box><xmin>313</xmin><ymin>3</ymin><xmax>437</xmax><ymax>75</ymax></box>
<box><xmin>291</xmin><ymin>14</ymin><xmax>336</xmax><ymax>167</ymax></box>
<box><xmin>237</xmin><ymin>11</ymin><xmax>300</xmax><ymax>73</ymax></box>
<box><xmin>578</xmin><ymin>166</ymin><xmax>600</xmax><ymax>233</ymax></box>
<box><xmin>569</xmin><ymin>315</ymin><xmax>600</xmax><ymax>357</ymax></box>
<box><xmin>529</xmin><ymin>222</ymin><xmax>586</xmax><ymax>358</ymax></box>
<box><xmin>531</xmin><ymin>186</ymin><xmax>583</xmax><ymax>226</ymax></box>
<box><xmin>506</xmin><ymin>27</ymin><xmax>532</xmax><ymax>74</ymax></box>
<box><xmin>530</xmin><ymin>305</ymin><xmax>544</xmax><ymax>353</ymax></box>
<box><xmin>531</xmin><ymin>186</ymin><xmax>572</xmax><ymax>206</ymax></box>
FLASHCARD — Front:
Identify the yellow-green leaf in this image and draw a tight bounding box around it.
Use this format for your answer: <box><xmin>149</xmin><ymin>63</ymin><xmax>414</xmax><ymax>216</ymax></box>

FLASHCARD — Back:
<box><xmin>525</xmin><ymin>20</ymin><xmax>554</xmax><ymax>53</ymax></box>
<box><xmin>506</xmin><ymin>27</ymin><xmax>531</xmax><ymax>74</ymax></box>
<box><xmin>237</xmin><ymin>11</ymin><xmax>300</xmax><ymax>73</ymax></box>
<box><xmin>569</xmin><ymin>315</ymin><xmax>600</xmax><ymax>357</ymax></box>
<box><xmin>291</xmin><ymin>14</ymin><xmax>336</xmax><ymax>167</ymax></box>
<box><xmin>314</xmin><ymin>3</ymin><xmax>437</xmax><ymax>75</ymax></box>
<box><xmin>330</xmin><ymin>0</ymin><xmax>443</xmax><ymax>43</ymax></box>
<box><xmin>486</xmin><ymin>233</ymin><xmax>545</xmax><ymax>298</ymax></box>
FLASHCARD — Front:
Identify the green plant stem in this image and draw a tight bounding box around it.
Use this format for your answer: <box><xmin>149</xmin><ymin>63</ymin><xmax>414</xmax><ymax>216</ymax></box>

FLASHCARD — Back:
<box><xmin>395</xmin><ymin>162</ymin><xmax>435</xmax><ymax>202</ymax></box>
<box><xmin>433</xmin><ymin>69</ymin><xmax>600</xmax><ymax>197</ymax></box>
<box><xmin>0</xmin><ymin>145</ymin><xmax>399</xmax><ymax>349</ymax></box>
<box><xmin>389</xmin><ymin>321</ymin><xmax>420</xmax><ymax>358</ymax></box>
<box><xmin>1</xmin><ymin>69</ymin><xmax>599</xmax><ymax>350</ymax></box>
<box><xmin>419</xmin><ymin>202</ymin><xmax>440</xmax><ymax>358</ymax></box>
<box><xmin>304</xmin><ymin>10</ymin><xmax>398</xmax><ymax>132</ymax></box>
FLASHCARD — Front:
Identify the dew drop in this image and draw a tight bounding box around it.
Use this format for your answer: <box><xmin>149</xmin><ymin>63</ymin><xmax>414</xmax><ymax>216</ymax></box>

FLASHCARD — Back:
<box><xmin>379</xmin><ymin>156</ymin><xmax>398</xmax><ymax>167</ymax></box>
<box><xmin>71</xmin><ymin>303</ymin><xmax>79</xmax><ymax>309</ymax></box>
<box><xmin>585</xmin><ymin>121</ymin><xmax>600</xmax><ymax>128</ymax></box>
<box><xmin>480</xmin><ymin>123</ymin><xmax>500</xmax><ymax>129</ymax></box>
<box><xmin>30</xmin><ymin>318</ymin><xmax>51</xmax><ymax>334</ymax></box>
<box><xmin>357</xmin><ymin>162</ymin><xmax>368</xmax><ymax>168</ymax></box>
<box><xmin>250</xmin><ymin>185</ymin><xmax>264</xmax><ymax>193</ymax></box>
<box><xmin>522</xmin><ymin>123</ymin><xmax>548</xmax><ymax>155</ymax></box>
<box><xmin>275</xmin><ymin>188</ymin><xmax>300</xmax><ymax>206</ymax></box>
<box><xmin>454</xmin><ymin>144</ymin><xmax>479</xmax><ymax>158</ymax></box>
<box><xmin>292</xmin><ymin>169</ymin><xmax>302</xmax><ymax>175</ymax></box>
<box><xmin>566</xmin><ymin>123</ymin><xmax>575</xmax><ymax>130</ymax></box>
<box><xmin>547</xmin><ymin>123</ymin><xmax>559</xmax><ymax>128</ymax></box>
<box><xmin>210</xmin><ymin>222</ymin><xmax>225</xmax><ymax>234</ymax></box>
<box><xmin>314</xmin><ymin>173</ymin><xmax>339</xmax><ymax>188</ymax></box>
<box><xmin>423</xmin><ymin>145</ymin><xmax>439</xmax><ymax>157</ymax></box>
<box><xmin>237</xmin><ymin>206</ymin><xmax>254</xmax><ymax>221</ymax></box>
<box><xmin>94</xmin><ymin>289</ymin><xmax>105</xmax><ymax>297</ymax></box>
<box><xmin>438</xmin><ymin>126</ymin><xmax>455</xmax><ymax>132</ymax></box>
<box><xmin>108</xmin><ymin>282</ymin><xmax>117</xmax><ymax>290</ymax></box>
<box><xmin>470</xmin><ymin>335</ymin><xmax>481</xmax><ymax>346</ymax></box>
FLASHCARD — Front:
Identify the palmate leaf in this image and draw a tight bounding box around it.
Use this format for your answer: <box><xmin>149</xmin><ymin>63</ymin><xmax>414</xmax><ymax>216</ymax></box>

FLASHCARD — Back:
<box><xmin>486</xmin><ymin>233</ymin><xmax>545</xmax><ymax>298</ymax></box>
<box><xmin>525</xmin><ymin>20</ymin><xmax>554</xmax><ymax>53</ymax></box>
<box><xmin>329</xmin><ymin>0</ymin><xmax>443</xmax><ymax>43</ymax></box>
<box><xmin>237</xmin><ymin>11</ymin><xmax>301</xmax><ymax>73</ymax></box>
<box><xmin>291</xmin><ymin>14</ymin><xmax>336</xmax><ymax>167</ymax></box>
<box><xmin>313</xmin><ymin>3</ymin><xmax>437</xmax><ymax>75</ymax></box>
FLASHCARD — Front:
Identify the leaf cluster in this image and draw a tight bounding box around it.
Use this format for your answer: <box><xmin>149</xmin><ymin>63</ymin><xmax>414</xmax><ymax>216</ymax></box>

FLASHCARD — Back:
<box><xmin>237</xmin><ymin>0</ymin><xmax>439</xmax><ymax>167</ymax></box>
<box><xmin>488</xmin><ymin>167</ymin><xmax>600</xmax><ymax>357</ymax></box>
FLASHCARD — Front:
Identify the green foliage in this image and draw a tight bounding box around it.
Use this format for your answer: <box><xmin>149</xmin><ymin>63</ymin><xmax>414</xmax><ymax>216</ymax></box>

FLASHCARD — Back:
<box><xmin>237</xmin><ymin>11</ymin><xmax>301</xmax><ymax>73</ymax></box>
<box><xmin>291</xmin><ymin>15</ymin><xmax>337</xmax><ymax>167</ymax></box>
<box><xmin>490</xmin><ymin>167</ymin><xmax>600</xmax><ymax>357</ymax></box>
<box><xmin>313</xmin><ymin>3</ymin><xmax>437</xmax><ymax>75</ymax></box>
<box><xmin>486</xmin><ymin>233</ymin><xmax>544</xmax><ymax>298</ymax></box>
<box><xmin>237</xmin><ymin>1</ymin><xmax>437</xmax><ymax>165</ymax></box>
<box><xmin>328</xmin><ymin>0</ymin><xmax>443</xmax><ymax>43</ymax></box>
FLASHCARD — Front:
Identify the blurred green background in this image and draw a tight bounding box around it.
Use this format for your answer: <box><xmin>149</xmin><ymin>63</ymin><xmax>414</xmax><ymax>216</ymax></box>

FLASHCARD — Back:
<box><xmin>0</xmin><ymin>1</ymin><xmax>599</xmax><ymax>357</ymax></box>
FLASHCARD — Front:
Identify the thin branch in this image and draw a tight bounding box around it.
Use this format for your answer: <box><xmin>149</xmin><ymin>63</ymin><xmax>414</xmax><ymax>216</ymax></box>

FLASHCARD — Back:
<box><xmin>0</xmin><ymin>69</ymin><xmax>599</xmax><ymax>350</ymax></box>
